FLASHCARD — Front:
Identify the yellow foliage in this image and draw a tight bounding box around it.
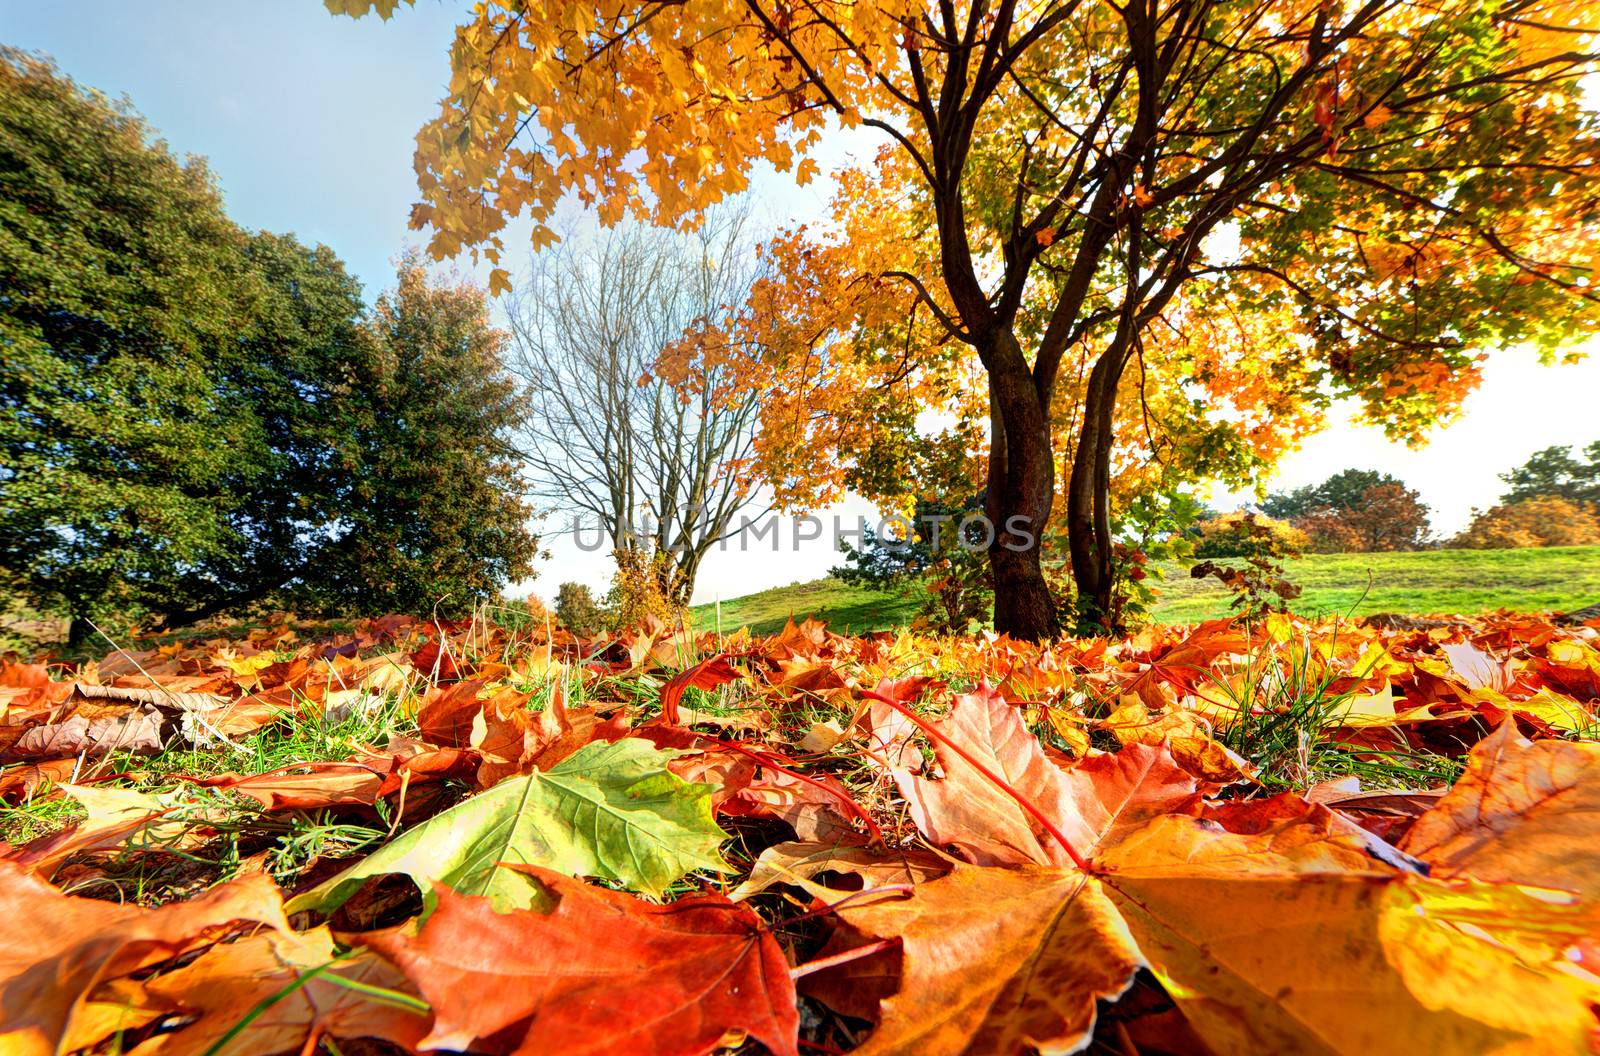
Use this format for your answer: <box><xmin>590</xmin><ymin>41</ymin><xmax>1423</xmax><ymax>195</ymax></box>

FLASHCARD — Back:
<box><xmin>1452</xmin><ymin>496</ymin><xmax>1600</xmax><ymax>550</ymax></box>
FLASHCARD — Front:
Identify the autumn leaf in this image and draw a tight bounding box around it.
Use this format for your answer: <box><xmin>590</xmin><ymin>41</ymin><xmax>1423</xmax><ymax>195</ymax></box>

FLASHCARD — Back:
<box><xmin>3</xmin><ymin>783</ymin><xmax>194</xmax><ymax>875</ymax></box>
<box><xmin>805</xmin><ymin>863</ymin><xmax>1144</xmax><ymax>1055</ymax></box>
<box><xmin>286</xmin><ymin>737</ymin><xmax>729</xmax><ymax>914</ymax></box>
<box><xmin>1101</xmin><ymin>698</ymin><xmax>1255</xmax><ymax>786</ymax></box>
<box><xmin>9</xmin><ymin>704</ymin><xmax>163</xmax><ymax>759</ymax></box>
<box><xmin>891</xmin><ymin>685</ymin><xmax>1198</xmax><ymax>867</ymax></box>
<box><xmin>0</xmin><ymin>863</ymin><xmax>290</xmax><ymax>1056</ymax></box>
<box><xmin>659</xmin><ymin>653</ymin><xmax>743</xmax><ymax>724</ymax></box>
<box><xmin>1401</xmin><ymin>721</ymin><xmax>1600</xmax><ymax>898</ymax></box>
<box><xmin>193</xmin><ymin>762</ymin><xmax>385</xmax><ymax>811</ymax></box>
<box><xmin>86</xmin><ymin>928</ymin><xmax>429</xmax><ymax>1056</ymax></box>
<box><xmin>1098</xmin><ymin>818</ymin><xmax>1600</xmax><ymax>1055</ymax></box>
<box><xmin>729</xmin><ymin>838</ymin><xmax>946</xmax><ymax>902</ymax></box>
<box><xmin>367</xmin><ymin>867</ymin><xmax>800</xmax><ymax>1056</ymax></box>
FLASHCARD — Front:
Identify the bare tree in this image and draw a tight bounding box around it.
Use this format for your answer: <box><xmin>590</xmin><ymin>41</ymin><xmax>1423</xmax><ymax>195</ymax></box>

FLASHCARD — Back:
<box><xmin>508</xmin><ymin>210</ymin><xmax>764</xmax><ymax>607</ymax></box>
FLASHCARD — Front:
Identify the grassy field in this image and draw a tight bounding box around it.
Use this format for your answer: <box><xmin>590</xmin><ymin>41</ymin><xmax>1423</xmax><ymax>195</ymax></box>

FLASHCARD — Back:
<box><xmin>690</xmin><ymin>545</ymin><xmax>1600</xmax><ymax>635</ymax></box>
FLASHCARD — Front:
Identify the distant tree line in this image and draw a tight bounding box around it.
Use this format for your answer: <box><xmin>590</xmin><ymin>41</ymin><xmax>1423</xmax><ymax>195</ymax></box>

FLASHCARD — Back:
<box><xmin>1195</xmin><ymin>452</ymin><xmax>1600</xmax><ymax>559</ymax></box>
<box><xmin>0</xmin><ymin>50</ymin><xmax>537</xmax><ymax>645</ymax></box>
<box><xmin>1454</xmin><ymin>443</ymin><xmax>1600</xmax><ymax>549</ymax></box>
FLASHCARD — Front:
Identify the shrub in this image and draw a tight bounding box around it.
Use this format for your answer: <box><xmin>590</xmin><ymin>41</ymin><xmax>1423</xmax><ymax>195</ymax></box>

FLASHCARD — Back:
<box><xmin>1450</xmin><ymin>497</ymin><xmax>1600</xmax><ymax>550</ymax></box>
<box><xmin>554</xmin><ymin>582</ymin><xmax>606</xmax><ymax>636</ymax></box>
<box><xmin>605</xmin><ymin>548</ymin><xmax>683</xmax><ymax>630</ymax></box>
<box><xmin>1193</xmin><ymin>512</ymin><xmax>1308</xmax><ymax>559</ymax></box>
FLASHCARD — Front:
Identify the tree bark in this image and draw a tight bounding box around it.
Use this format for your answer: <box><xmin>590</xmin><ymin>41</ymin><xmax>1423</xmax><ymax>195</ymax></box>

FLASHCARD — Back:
<box><xmin>1066</xmin><ymin>347</ymin><xmax>1127</xmax><ymax>632</ymax></box>
<box><xmin>983</xmin><ymin>335</ymin><xmax>1061</xmax><ymax>641</ymax></box>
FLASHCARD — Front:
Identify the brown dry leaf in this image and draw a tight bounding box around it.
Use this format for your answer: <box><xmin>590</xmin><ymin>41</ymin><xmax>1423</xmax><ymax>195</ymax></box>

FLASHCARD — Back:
<box><xmin>10</xmin><ymin>704</ymin><xmax>164</xmax><ymax>759</ymax></box>
<box><xmin>0</xmin><ymin>757</ymin><xmax>77</xmax><ymax>801</ymax></box>
<box><xmin>470</xmin><ymin>687</ymin><xmax>559</xmax><ymax>786</ymax></box>
<box><xmin>414</xmin><ymin>678</ymin><xmax>490</xmax><ymax>746</ymax></box>
<box><xmin>1401</xmin><ymin>721</ymin><xmax>1600</xmax><ymax>898</ymax></box>
<box><xmin>805</xmin><ymin>863</ymin><xmax>1144</xmax><ymax>1055</ymax></box>
<box><xmin>367</xmin><ymin>866</ymin><xmax>799</xmax><ymax>1056</ymax></box>
<box><xmin>191</xmin><ymin>690</ymin><xmax>291</xmax><ymax>737</ymax></box>
<box><xmin>725</xmin><ymin>764</ymin><xmax>864</xmax><ymax>841</ymax></box>
<box><xmin>106</xmin><ymin>927</ymin><xmax>429</xmax><ymax>1056</ymax></box>
<box><xmin>0</xmin><ymin>863</ymin><xmax>290</xmax><ymax>1056</ymax></box>
<box><xmin>729</xmin><ymin>839</ymin><xmax>947</xmax><ymax>902</ymax></box>
<box><xmin>894</xmin><ymin>686</ymin><xmax>1198</xmax><ymax>867</ymax></box>
<box><xmin>659</xmin><ymin>653</ymin><xmax>743</xmax><ymax>724</ymax></box>
<box><xmin>72</xmin><ymin>683</ymin><xmax>230</xmax><ymax>711</ymax></box>
<box><xmin>195</xmin><ymin>763</ymin><xmax>386</xmax><ymax>811</ymax></box>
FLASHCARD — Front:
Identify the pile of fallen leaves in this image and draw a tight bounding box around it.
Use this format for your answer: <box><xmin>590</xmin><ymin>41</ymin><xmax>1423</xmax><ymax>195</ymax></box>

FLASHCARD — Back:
<box><xmin>2</xmin><ymin>608</ymin><xmax>1598</xmax><ymax>1055</ymax></box>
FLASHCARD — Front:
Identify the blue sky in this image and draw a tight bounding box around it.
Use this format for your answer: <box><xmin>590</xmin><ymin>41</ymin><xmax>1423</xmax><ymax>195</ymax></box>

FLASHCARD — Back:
<box><xmin>7</xmin><ymin>1</ymin><xmax>1600</xmax><ymax>604</ymax></box>
<box><xmin>3</xmin><ymin>0</ymin><xmax>466</xmax><ymax>300</ymax></box>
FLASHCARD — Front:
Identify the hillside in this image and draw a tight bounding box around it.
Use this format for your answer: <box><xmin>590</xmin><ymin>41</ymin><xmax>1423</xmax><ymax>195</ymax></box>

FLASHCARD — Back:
<box><xmin>690</xmin><ymin>545</ymin><xmax>1600</xmax><ymax>634</ymax></box>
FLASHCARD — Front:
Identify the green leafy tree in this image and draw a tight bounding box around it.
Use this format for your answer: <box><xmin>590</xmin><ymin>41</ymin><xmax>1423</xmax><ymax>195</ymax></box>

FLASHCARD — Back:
<box><xmin>161</xmin><ymin>233</ymin><xmax>377</xmax><ymax>625</ymax></box>
<box><xmin>0</xmin><ymin>48</ymin><xmax>258</xmax><ymax>645</ymax></box>
<box><xmin>835</xmin><ymin>495</ymin><xmax>994</xmax><ymax>634</ymax></box>
<box><xmin>0</xmin><ymin>52</ymin><xmax>539</xmax><ymax>636</ymax></box>
<box><xmin>1262</xmin><ymin>470</ymin><xmax>1402</xmax><ymax>521</ymax></box>
<box><xmin>1499</xmin><ymin>444</ymin><xmax>1600</xmax><ymax>512</ymax></box>
<box><xmin>311</xmin><ymin>259</ymin><xmax>541</xmax><ymax>617</ymax></box>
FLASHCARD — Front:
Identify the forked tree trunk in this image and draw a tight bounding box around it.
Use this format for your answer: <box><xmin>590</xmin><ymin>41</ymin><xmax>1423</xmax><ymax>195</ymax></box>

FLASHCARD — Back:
<box><xmin>1065</xmin><ymin>348</ymin><xmax>1126</xmax><ymax>632</ymax></box>
<box><xmin>983</xmin><ymin>339</ymin><xmax>1061</xmax><ymax>641</ymax></box>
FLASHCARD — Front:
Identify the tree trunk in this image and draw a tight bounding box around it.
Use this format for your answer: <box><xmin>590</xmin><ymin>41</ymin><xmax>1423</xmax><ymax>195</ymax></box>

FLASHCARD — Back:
<box><xmin>984</xmin><ymin>338</ymin><xmax>1061</xmax><ymax>641</ymax></box>
<box><xmin>1066</xmin><ymin>348</ymin><xmax>1126</xmax><ymax>632</ymax></box>
<box><xmin>67</xmin><ymin>613</ymin><xmax>93</xmax><ymax>650</ymax></box>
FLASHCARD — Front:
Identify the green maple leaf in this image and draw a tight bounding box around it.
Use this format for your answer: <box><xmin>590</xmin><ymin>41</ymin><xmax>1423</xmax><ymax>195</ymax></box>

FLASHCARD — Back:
<box><xmin>285</xmin><ymin>738</ymin><xmax>729</xmax><ymax>915</ymax></box>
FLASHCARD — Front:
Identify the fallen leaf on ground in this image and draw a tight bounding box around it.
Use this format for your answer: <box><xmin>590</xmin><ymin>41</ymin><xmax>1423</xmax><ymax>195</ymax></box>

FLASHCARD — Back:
<box><xmin>1402</xmin><ymin>721</ymin><xmax>1600</xmax><ymax>898</ymax></box>
<box><xmin>107</xmin><ymin>927</ymin><xmax>430</xmax><ymax>1056</ymax></box>
<box><xmin>805</xmin><ymin>862</ymin><xmax>1144</xmax><ymax>1054</ymax></box>
<box><xmin>367</xmin><ymin>866</ymin><xmax>799</xmax><ymax>1056</ymax></box>
<box><xmin>659</xmin><ymin>653</ymin><xmax>743</xmax><ymax>725</ymax></box>
<box><xmin>287</xmin><ymin>737</ymin><xmax>728</xmax><ymax>914</ymax></box>
<box><xmin>893</xmin><ymin>686</ymin><xmax>1198</xmax><ymax>867</ymax></box>
<box><xmin>0</xmin><ymin>863</ymin><xmax>289</xmax><ymax>1056</ymax></box>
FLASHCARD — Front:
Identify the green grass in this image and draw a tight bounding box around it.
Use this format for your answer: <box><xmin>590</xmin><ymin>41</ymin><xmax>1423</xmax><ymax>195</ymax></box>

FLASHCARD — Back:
<box><xmin>694</xmin><ymin>577</ymin><xmax>924</xmax><ymax>637</ymax></box>
<box><xmin>690</xmin><ymin>546</ymin><xmax>1600</xmax><ymax>635</ymax></box>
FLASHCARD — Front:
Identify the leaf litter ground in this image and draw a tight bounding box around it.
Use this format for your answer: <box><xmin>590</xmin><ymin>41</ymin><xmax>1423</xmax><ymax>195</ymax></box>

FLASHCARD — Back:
<box><xmin>2</xmin><ymin>608</ymin><xmax>1599</xmax><ymax>1055</ymax></box>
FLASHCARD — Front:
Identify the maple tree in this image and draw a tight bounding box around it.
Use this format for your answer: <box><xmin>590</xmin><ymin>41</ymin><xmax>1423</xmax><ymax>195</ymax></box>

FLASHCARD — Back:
<box><xmin>332</xmin><ymin>0</ymin><xmax>1600</xmax><ymax>639</ymax></box>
